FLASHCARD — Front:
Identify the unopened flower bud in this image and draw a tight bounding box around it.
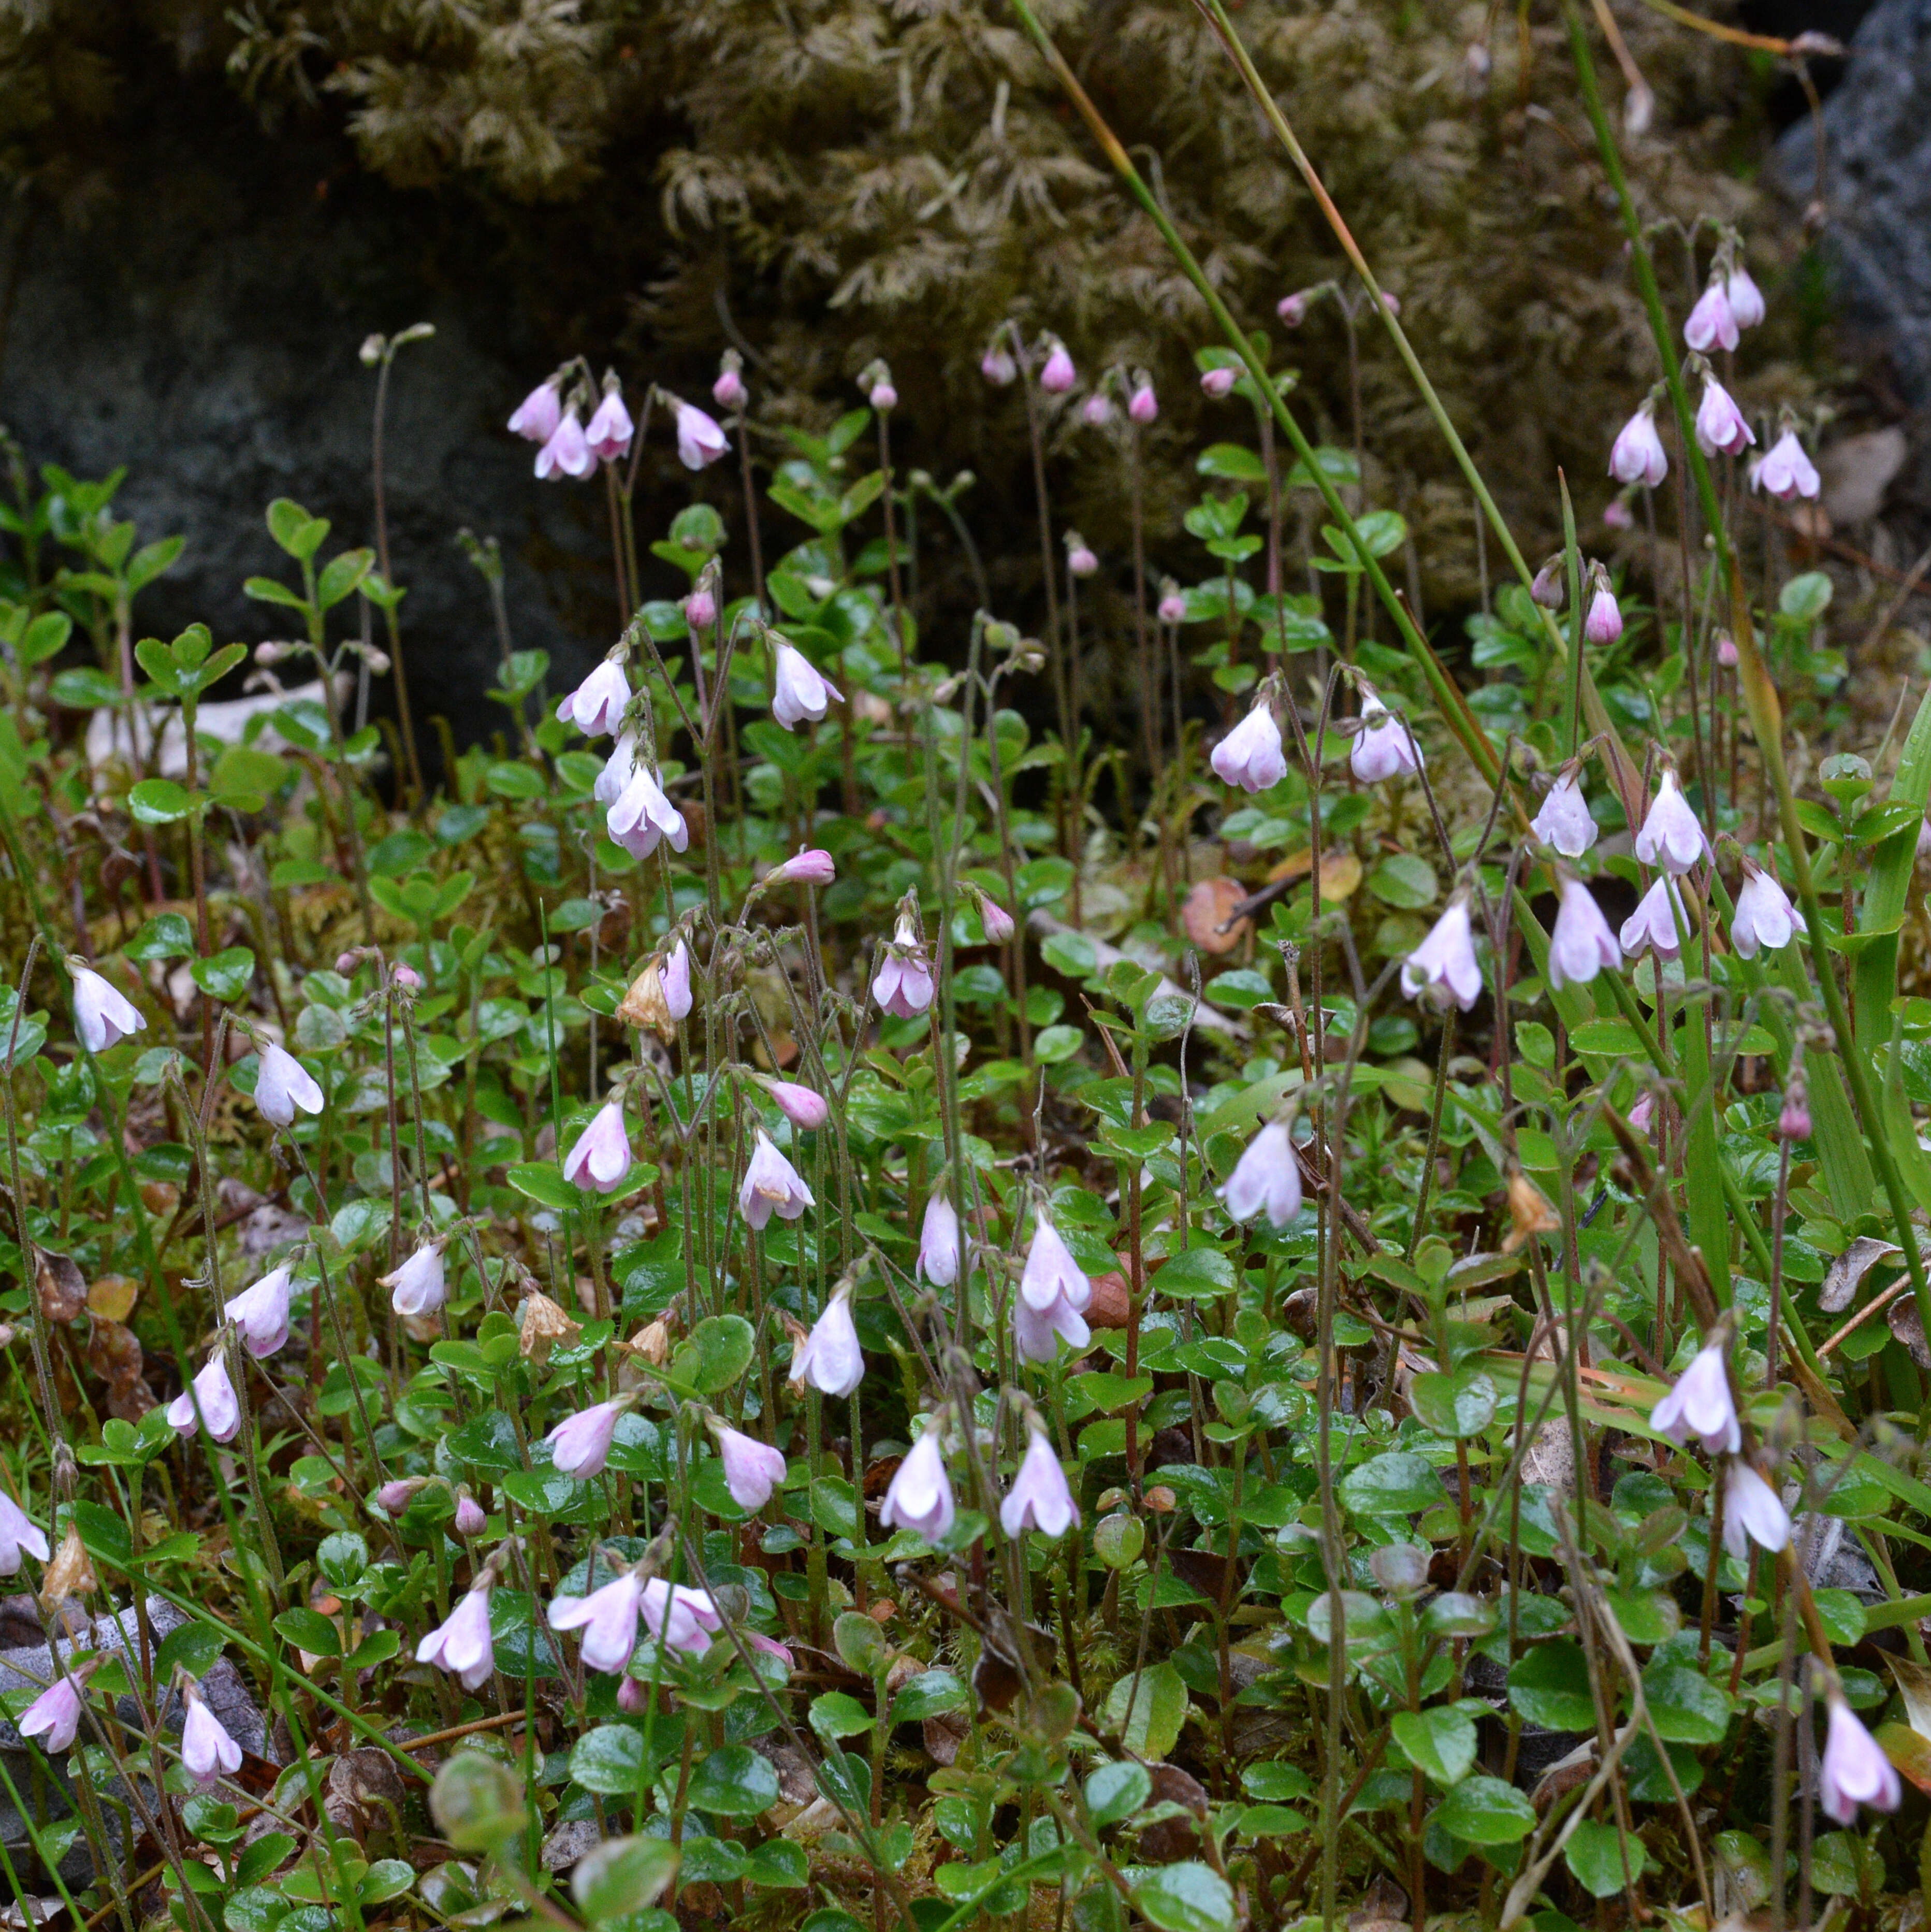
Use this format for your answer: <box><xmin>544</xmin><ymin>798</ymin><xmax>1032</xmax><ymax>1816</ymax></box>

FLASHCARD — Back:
<box><xmin>1145</xmin><ymin>1486</ymin><xmax>1176</xmax><ymax>1514</ymax></box>
<box><xmin>454</xmin><ymin>1490</ymin><xmax>487</xmax><ymax>1538</ymax></box>
<box><xmin>1277</xmin><ymin>291</ymin><xmax>1308</xmax><ymax>327</ymax></box>
<box><xmin>869</xmin><ymin>380</ymin><xmax>897</xmax><ymax>410</ymax></box>
<box><xmin>1200</xmin><ymin>366</ymin><xmax>1237</xmax><ymax>399</ymax></box>
<box><xmin>1464</xmin><ymin>41</ymin><xmax>1492</xmax><ymax>92</ymax></box>
<box><xmin>1381</xmin><ymin>291</ymin><xmax>1402</xmax><ymax>316</ymax></box>
<box><xmin>1779</xmin><ymin>1086</ymin><xmax>1811</xmax><ymax>1142</ymax></box>
<box><xmin>1081</xmin><ymin>392</ymin><xmax>1113</xmax><ymax>427</ymax></box>
<box><xmin>1158</xmin><ymin>583</ymin><xmax>1187</xmax><ymax>625</ymax></box>
<box><xmin>336</xmin><ymin>951</ymin><xmax>362</xmax><ymax>976</ymax></box>
<box><xmin>684</xmin><ymin>587</ymin><xmax>716</xmax><ymax>630</ymax></box>
<box><xmin>254</xmin><ymin>640</ymin><xmax>292</xmax><ymax>667</ymax></box>
<box><xmin>981</xmin><ymin>345</ymin><xmax>1016</xmax><ymax>386</ymax></box>
<box><xmin>375</xmin><ymin>1477</ymin><xmax>428</xmax><ymax>1515</ymax></box>
<box><xmin>1128</xmin><ymin>380</ymin><xmax>1157</xmax><ymax>424</ymax></box>
<box><xmin>1603</xmin><ymin>497</ymin><xmax>1635</xmax><ymax>530</ymax></box>
<box><xmin>1718</xmin><ymin>633</ymin><xmax>1739</xmax><ymax>668</ymax></box>
<box><xmin>1065</xmin><ymin>535</ymin><xmax>1098</xmax><ymax>578</ymax></box>
<box><xmin>393</xmin><ymin>963</ymin><xmax>424</xmax><ymax>992</ymax></box>
<box><xmin>360</xmin><ymin>334</ymin><xmax>385</xmax><ymax>367</ymax></box>
<box><xmin>1530</xmin><ymin>559</ymin><xmax>1566</xmax><ymax>610</ymax></box>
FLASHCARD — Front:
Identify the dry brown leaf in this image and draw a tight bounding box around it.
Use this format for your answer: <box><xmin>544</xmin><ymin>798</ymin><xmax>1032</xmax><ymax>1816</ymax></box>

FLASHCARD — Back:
<box><xmin>1182</xmin><ymin>877</ymin><xmax>1248</xmax><ymax>954</ymax></box>
<box><xmin>87</xmin><ymin>1275</ymin><xmax>139</xmax><ymax>1324</ymax></box>
<box><xmin>1819</xmin><ymin>1234</ymin><xmax>1900</xmax><ymax>1314</ymax></box>
<box><xmin>40</xmin><ymin>1523</ymin><xmax>95</xmax><ymax>1605</ymax></box>
<box><xmin>34</xmin><ymin>1250</ymin><xmax>85</xmax><ymax>1325</ymax></box>
<box><xmin>518</xmin><ymin>1291</ymin><xmax>582</xmax><ymax>1365</ymax></box>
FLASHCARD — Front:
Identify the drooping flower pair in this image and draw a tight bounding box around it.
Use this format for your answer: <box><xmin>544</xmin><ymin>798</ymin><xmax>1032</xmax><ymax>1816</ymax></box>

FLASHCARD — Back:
<box><xmin>879</xmin><ymin>1412</ymin><xmax>1079</xmax><ymax>1545</ymax></box>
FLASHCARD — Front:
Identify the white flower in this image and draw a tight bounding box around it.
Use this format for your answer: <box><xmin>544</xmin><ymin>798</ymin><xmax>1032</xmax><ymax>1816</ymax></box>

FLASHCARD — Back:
<box><xmin>918</xmin><ymin>1192</ymin><xmax>961</xmax><ymax>1287</ymax></box>
<box><xmin>381</xmin><ymin>1240</ymin><xmax>448</xmax><ymax>1318</ymax></box>
<box><xmin>1532</xmin><ymin>772</ymin><xmax>1597</xmax><ymax>857</ymax></box>
<box><xmin>1219</xmin><ymin>1120</ymin><xmax>1302</xmax><ymax>1227</ymax></box>
<box><xmin>674</xmin><ymin>402</ymin><xmax>730</xmax><ymax>471</ymax></box>
<box><xmin>1820</xmin><ymin>1696</ymin><xmax>1901</xmax><ymax>1825</ymax></box>
<box><xmin>790</xmin><ymin>1282</ymin><xmax>864</xmax><ymax>1397</ymax></box>
<box><xmin>1548</xmin><ymin>877</ymin><xmax>1621</xmax><ymax>990</ymax></box>
<box><xmin>166</xmin><ymin>1354</ymin><xmax>241</xmax><ymax>1444</ymax></box>
<box><xmin>416</xmin><ymin>1586</ymin><xmax>496</xmax><ymax>1691</ymax></box>
<box><xmin>1730</xmin><ymin>862</ymin><xmax>1806</xmax><ymax>959</ymax></box>
<box><xmin>71</xmin><ymin>968</ymin><xmax>144</xmax><ymax>1052</ymax></box>
<box><xmin>1000</xmin><ymin>1429</ymin><xmax>1080</xmax><ymax>1538</ymax></box>
<box><xmin>739</xmin><ymin>1128</ymin><xmax>814</xmax><ymax>1231</ymax></box>
<box><xmin>547</xmin><ymin>1399</ymin><xmax>626</xmax><ymax>1480</ymax></box>
<box><xmin>1684</xmin><ymin>280</ymin><xmax>1738</xmax><ymax>354</ymax></box>
<box><xmin>556</xmin><ymin>659</ymin><xmax>631</xmax><ymax>738</ymax></box>
<box><xmin>224</xmin><ymin>1265</ymin><xmax>292</xmax><ymax>1360</ymax></box>
<box><xmin>181</xmin><ymin>1681</ymin><xmax>244</xmax><ymax>1785</ymax></box>
<box><xmin>562</xmin><ymin>1098</ymin><xmax>633</xmax><ymax>1194</ymax></box>
<box><xmin>1349</xmin><ymin>695</ymin><xmax>1424</xmax><ymax>785</ymax></box>
<box><xmin>771</xmin><ymin>642</ymin><xmax>843</xmax><ymax>730</ymax></box>
<box><xmin>880</xmin><ymin>1426</ymin><xmax>955</xmax><ymax>1542</ymax></box>
<box><xmin>595</xmin><ymin>732</ymin><xmax>638</xmax><ymax>806</ymax></box>
<box><xmin>1014</xmin><ymin>1215</ymin><xmax>1093</xmax><ymax>1363</ymax></box>
<box><xmin>1401</xmin><ymin>898</ymin><xmax>1483</xmax><ymax>1012</ymax></box>
<box><xmin>1650</xmin><ymin>1338</ymin><xmax>1739</xmax><ymax>1454</ymax></box>
<box><xmin>605</xmin><ymin>763</ymin><xmax>689</xmax><ymax>863</ymax></box>
<box><xmin>254</xmin><ymin>1042</ymin><xmax>323</xmax><ymax>1126</ymax></box>
<box><xmin>1609</xmin><ymin>402</ymin><xmax>1668</xmax><ymax>488</ymax></box>
<box><xmin>1695</xmin><ymin>376</ymin><xmax>1755</xmax><ymax>458</ymax></box>
<box><xmin>1721</xmin><ymin>1459</ymin><xmax>1790</xmax><ymax>1559</ymax></box>
<box><xmin>1619</xmin><ymin>876</ymin><xmax>1688</xmax><ymax>962</ymax></box>
<box><xmin>1633</xmin><ymin>769</ymin><xmax>1708</xmax><ymax>875</ymax></box>
<box><xmin>873</xmin><ymin>914</ymin><xmax>935</xmax><ymax>1019</ymax></box>
<box><xmin>1210</xmin><ymin>699</ymin><xmax>1288</xmax><ymax>794</ymax></box>
<box><xmin>1754</xmin><ymin>430</ymin><xmax>1820</xmax><ymax>502</ymax></box>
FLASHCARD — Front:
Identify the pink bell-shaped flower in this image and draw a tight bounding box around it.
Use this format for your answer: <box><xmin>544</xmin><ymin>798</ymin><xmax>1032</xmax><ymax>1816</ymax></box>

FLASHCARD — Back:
<box><xmin>873</xmin><ymin>913</ymin><xmax>935</xmax><ymax>1019</ymax></box>
<box><xmin>1633</xmin><ymin>768</ymin><xmax>1708</xmax><ymax>874</ymax></box>
<box><xmin>508</xmin><ymin>379</ymin><xmax>562</xmax><ymax>443</ymax></box>
<box><xmin>548</xmin><ymin>1569</ymin><xmax>645</xmax><ymax>1675</ymax></box>
<box><xmin>254</xmin><ymin>1041</ymin><xmax>323</xmax><ymax>1127</ymax></box>
<box><xmin>1725</xmin><ymin>265</ymin><xmax>1766</xmax><ymax>330</ymax></box>
<box><xmin>1754</xmin><ymin>430</ymin><xmax>1820</xmax><ymax>502</ymax></box>
<box><xmin>1609</xmin><ymin>401</ymin><xmax>1668</xmax><ymax>489</ymax></box>
<box><xmin>767</xmin><ymin>1080</ymin><xmax>827</xmax><ymax>1131</ymax></box>
<box><xmin>1128</xmin><ymin>380</ymin><xmax>1157</xmax><ymax>424</ymax></box>
<box><xmin>380</xmin><ymin>1239</ymin><xmax>448</xmax><ymax>1318</ymax></box>
<box><xmin>1721</xmin><ymin>1458</ymin><xmax>1790</xmax><ymax>1559</ymax></box>
<box><xmin>1401</xmin><ymin>898</ymin><xmax>1483</xmax><ymax>1012</ymax></box>
<box><xmin>1684</xmin><ymin>279</ymin><xmax>1739</xmax><ymax>354</ymax></box>
<box><xmin>1730</xmin><ymin>861</ymin><xmax>1806</xmax><ymax>959</ymax></box>
<box><xmin>739</xmin><ymin>1128</ymin><xmax>815</xmax><ymax>1231</ymax></box>
<box><xmin>1820</xmin><ymin>1695</ymin><xmax>1901</xmax><ymax>1825</ymax></box>
<box><xmin>19</xmin><ymin>1674</ymin><xmax>84</xmax><ymax>1754</ymax></box>
<box><xmin>674</xmin><ymin>401</ymin><xmax>730</xmax><ymax>470</ymax></box>
<box><xmin>181</xmin><ymin>1680</ymin><xmax>245</xmax><ymax>1785</ymax></box>
<box><xmin>71</xmin><ymin>967</ymin><xmax>145</xmax><ymax>1052</ymax></box>
<box><xmin>714</xmin><ymin>1423</ymin><xmax>787</xmax><ymax>1510</ymax></box>
<box><xmin>1583</xmin><ymin>583</ymin><xmax>1623</xmax><ymax>646</ymax></box>
<box><xmin>1219</xmin><ymin>1120</ymin><xmax>1302</xmax><ymax>1228</ymax></box>
<box><xmin>585</xmin><ymin>385</ymin><xmax>634</xmax><ymax>464</ymax></box>
<box><xmin>1000</xmin><ymin>1428</ymin><xmax>1080</xmax><ymax>1537</ymax></box>
<box><xmin>1349</xmin><ymin>694</ymin><xmax>1424</xmax><ymax>785</ymax></box>
<box><xmin>1650</xmin><ymin>1337</ymin><xmax>1740</xmax><ymax>1454</ymax></box>
<box><xmin>1532</xmin><ymin>770</ymin><xmax>1597</xmax><ymax>858</ymax></box>
<box><xmin>547</xmin><ymin>1398</ymin><xmax>627</xmax><ymax>1481</ymax></box>
<box><xmin>167</xmin><ymin>1354</ymin><xmax>241</xmax><ymax>1443</ymax></box>
<box><xmin>535</xmin><ymin>410</ymin><xmax>594</xmax><ymax>481</ymax></box>
<box><xmin>1013</xmin><ymin>1215</ymin><xmax>1092</xmax><ymax>1363</ymax></box>
<box><xmin>918</xmin><ymin>1191</ymin><xmax>961</xmax><ymax>1287</ymax></box>
<box><xmin>562</xmin><ymin>1097</ymin><xmax>632</xmax><ymax>1194</ymax></box>
<box><xmin>1547</xmin><ymin>877</ymin><xmax>1621</xmax><ymax>990</ymax></box>
<box><xmin>224</xmin><ymin>1265</ymin><xmax>293</xmax><ymax>1360</ymax></box>
<box><xmin>1619</xmin><ymin>876</ymin><xmax>1687</xmax><ymax>961</ymax></box>
<box><xmin>0</xmin><ymin>1494</ymin><xmax>48</xmax><ymax>1577</ymax></box>
<box><xmin>556</xmin><ymin>658</ymin><xmax>631</xmax><ymax>738</ymax></box>
<box><xmin>771</xmin><ymin>641</ymin><xmax>843</xmax><ymax>730</ymax></box>
<box><xmin>1695</xmin><ymin>376</ymin><xmax>1755</xmax><ymax>458</ymax></box>
<box><xmin>880</xmin><ymin>1426</ymin><xmax>955</xmax><ymax>1542</ymax></box>
<box><xmin>790</xmin><ymin>1282</ymin><xmax>865</xmax><ymax>1396</ymax></box>
<box><xmin>1200</xmin><ymin>366</ymin><xmax>1237</xmax><ymax>399</ymax></box>
<box><xmin>1038</xmin><ymin>340</ymin><xmax>1077</xmax><ymax>393</ymax></box>
<box><xmin>416</xmin><ymin>1587</ymin><xmax>496</xmax><ymax>1692</ymax></box>
<box><xmin>1210</xmin><ymin>698</ymin><xmax>1288</xmax><ymax>794</ymax></box>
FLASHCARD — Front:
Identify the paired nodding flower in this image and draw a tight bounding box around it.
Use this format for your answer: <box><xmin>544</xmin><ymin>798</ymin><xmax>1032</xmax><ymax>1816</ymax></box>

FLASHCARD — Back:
<box><xmin>1014</xmin><ymin>1213</ymin><xmax>1092</xmax><ymax>1363</ymax></box>
<box><xmin>1219</xmin><ymin>1120</ymin><xmax>1302</xmax><ymax>1228</ymax></box>
<box><xmin>740</xmin><ymin>1128</ymin><xmax>815</xmax><ymax>1231</ymax></box>
<box><xmin>880</xmin><ymin>1422</ymin><xmax>955</xmax><ymax>1543</ymax></box>
<box><xmin>873</xmin><ymin>913</ymin><xmax>935</xmax><ymax>1019</ymax></box>
<box><xmin>790</xmin><ymin>1281</ymin><xmax>865</xmax><ymax>1397</ymax></box>
<box><xmin>1349</xmin><ymin>692</ymin><xmax>1424</xmax><ymax>785</ymax></box>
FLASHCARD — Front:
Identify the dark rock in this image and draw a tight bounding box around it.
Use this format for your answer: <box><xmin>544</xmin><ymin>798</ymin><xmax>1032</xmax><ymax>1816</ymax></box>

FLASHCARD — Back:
<box><xmin>0</xmin><ymin>74</ymin><xmax>633</xmax><ymax>765</ymax></box>
<box><xmin>1776</xmin><ymin>0</ymin><xmax>1931</xmax><ymax>406</ymax></box>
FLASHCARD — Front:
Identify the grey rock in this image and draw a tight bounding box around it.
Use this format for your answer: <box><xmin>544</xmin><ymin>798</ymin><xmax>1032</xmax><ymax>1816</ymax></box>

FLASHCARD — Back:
<box><xmin>0</xmin><ymin>1594</ymin><xmax>269</xmax><ymax>1883</ymax></box>
<box><xmin>1777</xmin><ymin>0</ymin><xmax>1931</xmax><ymax>404</ymax></box>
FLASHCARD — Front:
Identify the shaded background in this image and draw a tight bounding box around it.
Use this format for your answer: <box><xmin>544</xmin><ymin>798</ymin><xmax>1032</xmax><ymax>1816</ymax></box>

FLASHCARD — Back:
<box><xmin>0</xmin><ymin>0</ymin><xmax>1918</xmax><ymax>764</ymax></box>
